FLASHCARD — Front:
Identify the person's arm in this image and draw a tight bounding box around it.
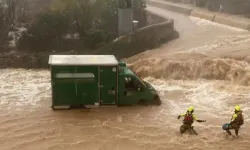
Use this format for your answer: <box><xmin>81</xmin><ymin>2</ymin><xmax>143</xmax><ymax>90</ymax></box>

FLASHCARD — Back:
<box><xmin>177</xmin><ymin>113</ymin><xmax>186</xmax><ymax>119</ymax></box>
<box><xmin>230</xmin><ymin>114</ymin><xmax>237</xmax><ymax>124</ymax></box>
<box><xmin>193</xmin><ymin>114</ymin><xmax>206</xmax><ymax>122</ymax></box>
<box><xmin>192</xmin><ymin>114</ymin><xmax>197</xmax><ymax>121</ymax></box>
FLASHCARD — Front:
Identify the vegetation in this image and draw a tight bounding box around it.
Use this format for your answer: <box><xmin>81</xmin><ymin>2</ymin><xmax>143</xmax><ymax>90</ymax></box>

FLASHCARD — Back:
<box><xmin>17</xmin><ymin>0</ymin><xmax>119</xmax><ymax>52</ymax></box>
<box><xmin>0</xmin><ymin>0</ymin><xmax>16</xmax><ymax>48</ymax></box>
<box><xmin>0</xmin><ymin>0</ymin><xmax>147</xmax><ymax>52</ymax></box>
<box><xmin>0</xmin><ymin>0</ymin><xmax>42</xmax><ymax>51</ymax></box>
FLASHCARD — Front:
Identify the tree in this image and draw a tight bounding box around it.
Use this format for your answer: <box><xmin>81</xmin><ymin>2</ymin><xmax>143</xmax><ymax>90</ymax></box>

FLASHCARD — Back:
<box><xmin>0</xmin><ymin>0</ymin><xmax>16</xmax><ymax>48</ymax></box>
<box><xmin>18</xmin><ymin>0</ymin><xmax>120</xmax><ymax>51</ymax></box>
<box><xmin>17</xmin><ymin>10</ymin><xmax>69</xmax><ymax>51</ymax></box>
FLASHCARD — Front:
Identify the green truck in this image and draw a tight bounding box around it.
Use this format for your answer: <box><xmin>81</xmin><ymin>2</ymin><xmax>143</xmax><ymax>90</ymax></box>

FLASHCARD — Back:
<box><xmin>48</xmin><ymin>55</ymin><xmax>161</xmax><ymax>110</ymax></box>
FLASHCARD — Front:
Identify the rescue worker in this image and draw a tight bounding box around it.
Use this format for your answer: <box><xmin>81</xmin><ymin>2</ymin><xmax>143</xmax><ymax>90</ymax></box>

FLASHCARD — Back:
<box><xmin>177</xmin><ymin>106</ymin><xmax>206</xmax><ymax>134</ymax></box>
<box><xmin>225</xmin><ymin>105</ymin><xmax>244</xmax><ymax>136</ymax></box>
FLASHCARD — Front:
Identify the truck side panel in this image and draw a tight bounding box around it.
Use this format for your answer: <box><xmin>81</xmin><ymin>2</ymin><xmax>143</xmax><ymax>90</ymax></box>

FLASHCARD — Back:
<box><xmin>76</xmin><ymin>66</ymin><xmax>99</xmax><ymax>105</ymax></box>
<box><xmin>51</xmin><ymin>66</ymin><xmax>78</xmax><ymax>106</ymax></box>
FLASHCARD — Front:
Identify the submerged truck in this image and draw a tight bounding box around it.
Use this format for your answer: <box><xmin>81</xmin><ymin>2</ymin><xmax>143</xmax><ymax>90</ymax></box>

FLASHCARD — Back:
<box><xmin>48</xmin><ymin>55</ymin><xmax>161</xmax><ymax>110</ymax></box>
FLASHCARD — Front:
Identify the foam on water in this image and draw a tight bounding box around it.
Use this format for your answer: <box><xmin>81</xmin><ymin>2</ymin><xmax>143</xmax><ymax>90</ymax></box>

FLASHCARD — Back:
<box><xmin>190</xmin><ymin>16</ymin><xmax>247</xmax><ymax>32</ymax></box>
<box><xmin>0</xmin><ymin>69</ymin><xmax>50</xmax><ymax>111</ymax></box>
<box><xmin>182</xmin><ymin>34</ymin><xmax>250</xmax><ymax>53</ymax></box>
<box><xmin>144</xmin><ymin>78</ymin><xmax>250</xmax><ymax>121</ymax></box>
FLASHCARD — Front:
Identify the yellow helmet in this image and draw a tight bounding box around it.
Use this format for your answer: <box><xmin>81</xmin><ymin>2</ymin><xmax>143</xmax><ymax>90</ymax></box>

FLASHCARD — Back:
<box><xmin>188</xmin><ymin>106</ymin><xmax>194</xmax><ymax>112</ymax></box>
<box><xmin>235</xmin><ymin>105</ymin><xmax>241</xmax><ymax>111</ymax></box>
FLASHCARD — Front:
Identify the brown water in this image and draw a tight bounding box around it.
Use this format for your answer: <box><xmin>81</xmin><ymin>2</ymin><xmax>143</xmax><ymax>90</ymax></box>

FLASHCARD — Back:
<box><xmin>1</xmin><ymin>6</ymin><xmax>250</xmax><ymax>150</ymax></box>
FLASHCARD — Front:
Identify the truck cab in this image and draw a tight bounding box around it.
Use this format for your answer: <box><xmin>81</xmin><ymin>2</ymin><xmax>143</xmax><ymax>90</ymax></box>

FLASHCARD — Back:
<box><xmin>118</xmin><ymin>61</ymin><xmax>161</xmax><ymax>105</ymax></box>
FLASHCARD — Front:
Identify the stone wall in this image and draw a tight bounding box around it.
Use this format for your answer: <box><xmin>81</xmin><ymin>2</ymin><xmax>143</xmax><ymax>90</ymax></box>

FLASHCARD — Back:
<box><xmin>94</xmin><ymin>10</ymin><xmax>179</xmax><ymax>59</ymax></box>
<box><xmin>146</xmin><ymin>10</ymin><xmax>167</xmax><ymax>25</ymax></box>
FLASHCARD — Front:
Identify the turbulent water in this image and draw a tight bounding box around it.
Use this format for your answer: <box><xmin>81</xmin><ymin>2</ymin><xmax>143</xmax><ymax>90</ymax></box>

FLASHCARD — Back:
<box><xmin>1</xmin><ymin>6</ymin><xmax>250</xmax><ymax>150</ymax></box>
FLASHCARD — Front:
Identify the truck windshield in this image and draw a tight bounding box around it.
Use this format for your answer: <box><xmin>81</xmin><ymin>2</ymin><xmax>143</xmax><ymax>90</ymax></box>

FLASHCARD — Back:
<box><xmin>132</xmin><ymin>71</ymin><xmax>147</xmax><ymax>87</ymax></box>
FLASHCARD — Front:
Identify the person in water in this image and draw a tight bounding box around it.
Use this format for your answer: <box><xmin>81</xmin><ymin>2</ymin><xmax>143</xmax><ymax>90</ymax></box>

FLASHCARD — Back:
<box><xmin>177</xmin><ymin>106</ymin><xmax>206</xmax><ymax>134</ymax></box>
<box><xmin>225</xmin><ymin>105</ymin><xmax>244</xmax><ymax>136</ymax></box>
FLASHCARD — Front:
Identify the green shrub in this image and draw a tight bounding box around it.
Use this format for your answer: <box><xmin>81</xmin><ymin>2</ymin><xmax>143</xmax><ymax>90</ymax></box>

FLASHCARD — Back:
<box><xmin>18</xmin><ymin>0</ymin><xmax>120</xmax><ymax>52</ymax></box>
<box><xmin>18</xmin><ymin>10</ymin><xmax>69</xmax><ymax>51</ymax></box>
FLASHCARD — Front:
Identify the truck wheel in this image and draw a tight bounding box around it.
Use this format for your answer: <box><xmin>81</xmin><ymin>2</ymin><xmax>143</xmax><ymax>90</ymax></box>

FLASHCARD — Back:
<box><xmin>51</xmin><ymin>105</ymin><xmax>70</xmax><ymax>110</ymax></box>
<box><xmin>137</xmin><ymin>99</ymin><xmax>148</xmax><ymax>106</ymax></box>
<box><xmin>52</xmin><ymin>106</ymin><xmax>56</xmax><ymax>111</ymax></box>
<box><xmin>152</xmin><ymin>95</ymin><xmax>162</xmax><ymax>105</ymax></box>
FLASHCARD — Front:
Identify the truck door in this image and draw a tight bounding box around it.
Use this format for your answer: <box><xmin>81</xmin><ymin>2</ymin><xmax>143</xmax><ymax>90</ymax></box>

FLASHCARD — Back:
<box><xmin>52</xmin><ymin>66</ymin><xmax>78</xmax><ymax>106</ymax></box>
<box><xmin>122</xmin><ymin>76</ymin><xmax>143</xmax><ymax>105</ymax></box>
<box><xmin>100</xmin><ymin>66</ymin><xmax>117</xmax><ymax>105</ymax></box>
<box><xmin>76</xmin><ymin>66</ymin><xmax>99</xmax><ymax>105</ymax></box>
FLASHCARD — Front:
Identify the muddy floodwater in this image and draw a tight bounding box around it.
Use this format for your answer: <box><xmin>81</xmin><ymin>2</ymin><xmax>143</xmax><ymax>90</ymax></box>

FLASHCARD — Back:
<box><xmin>1</xmin><ymin>6</ymin><xmax>250</xmax><ymax>150</ymax></box>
